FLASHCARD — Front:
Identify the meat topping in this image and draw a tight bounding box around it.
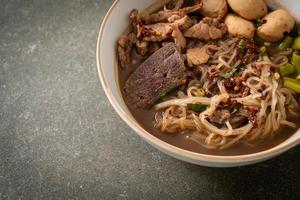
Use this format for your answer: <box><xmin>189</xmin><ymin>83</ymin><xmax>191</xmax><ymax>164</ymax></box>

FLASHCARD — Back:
<box><xmin>139</xmin><ymin>23</ymin><xmax>173</xmax><ymax>42</ymax></box>
<box><xmin>130</xmin><ymin>9</ymin><xmax>143</xmax><ymax>34</ymax></box>
<box><xmin>124</xmin><ymin>43</ymin><xmax>186</xmax><ymax>108</ymax></box>
<box><xmin>166</xmin><ymin>0</ymin><xmax>185</xmax><ymax>11</ymax></box>
<box><xmin>136</xmin><ymin>15</ymin><xmax>193</xmax><ymax>42</ymax></box>
<box><xmin>184</xmin><ymin>17</ymin><xmax>227</xmax><ymax>40</ymax></box>
<box><xmin>136</xmin><ymin>40</ymin><xmax>149</xmax><ymax>56</ymax></box>
<box><xmin>171</xmin><ymin>15</ymin><xmax>194</xmax><ymax>31</ymax></box>
<box><xmin>209</xmin><ymin>109</ymin><xmax>231</xmax><ymax>124</ymax></box>
<box><xmin>171</xmin><ymin>23</ymin><xmax>186</xmax><ymax>53</ymax></box>
<box><xmin>143</xmin><ymin>3</ymin><xmax>203</xmax><ymax>24</ymax></box>
<box><xmin>186</xmin><ymin>45</ymin><xmax>218</xmax><ymax>66</ymax></box>
<box><xmin>117</xmin><ymin>34</ymin><xmax>135</xmax><ymax>68</ymax></box>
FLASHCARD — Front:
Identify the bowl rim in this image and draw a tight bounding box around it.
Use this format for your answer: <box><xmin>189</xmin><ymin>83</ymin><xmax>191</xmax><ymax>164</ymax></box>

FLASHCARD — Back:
<box><xmin>96</xmin><ymin>0</ymin><xmax>300</xmax><ymax>165</ymax></box>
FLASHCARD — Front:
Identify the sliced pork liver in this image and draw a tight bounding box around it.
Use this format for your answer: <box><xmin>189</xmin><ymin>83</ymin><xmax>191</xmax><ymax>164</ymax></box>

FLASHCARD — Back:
<box><xmin>124</xmin><ymin>43</ymin><xmax>186</xmax><ymax>108</ymax></box>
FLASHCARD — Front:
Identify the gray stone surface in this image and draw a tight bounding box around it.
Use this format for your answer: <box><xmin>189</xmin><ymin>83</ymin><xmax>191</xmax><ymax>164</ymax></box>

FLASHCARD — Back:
<box><xmin>0</xmin><ymin>0</ymin><xmax>300</xmax><ymax>199</ymax></box>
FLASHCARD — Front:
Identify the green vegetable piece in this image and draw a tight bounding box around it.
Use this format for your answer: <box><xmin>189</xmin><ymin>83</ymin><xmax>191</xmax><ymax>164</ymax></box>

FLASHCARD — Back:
<box><xmin>231</xmin><ymin>108</ymin><xmax>238</xmax><ymax>114</ymax></box>
<box><xmin>238</xmin><ymin>39</ymin><xmax>245</xmax><ymax>49</ymax></box>
<box><xmin>283</xmin><ymin>78</ymin><xmax>300</xmax><ymax>93</ymax></box>
<box><xmin>222</xmin><ymin>73</ymin><xmax>232</xmax><ymax>79</ymax></box>
<box><xmin>259</xmin><ymin>46</ymin><xmax>267</xmax><ymax>54</ymax></box>
<box><xmin>284</xmin><ymin>101</ymin><xmax>291</xmax><ymax>107</ymax></box>
<box><xmin>187</xmin><ymin>104</ymin><xmax>207</xmax><ymax>112</ymax></box>
<box><xmin>278</xmin><ymin>36</ymin><xmax>293</xmax><ymax>50</ymax></box>
<box><xmin>279</xmin><ymin>63</ymin><xmax>295</xmax><ymax>76</ymax></box>
<box><xmin>283</xmin><ymin>77</ymin><xmax>300</xmax><ymax>84</ymax></box>
<box><xmin>292</xmin><ymin>52</ymin><xmax>300</xmax><ymax>74</ymax></box>
<box><xmin>222</xmin><ymin>68</ymin><xmax>238</xmax><ymax>79</ymax></box>
<box><xmin>292</xmin><ymin>37</ymin><xmax>300</xmax><ymax>50</ymax></box>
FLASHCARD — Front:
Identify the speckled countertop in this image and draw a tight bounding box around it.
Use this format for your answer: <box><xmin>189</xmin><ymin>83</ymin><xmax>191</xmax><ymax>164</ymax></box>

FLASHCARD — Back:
<box><xmin>1</xmin><ymin>0</ymin><xmax>300</xmax><ymax>199</ymax></box>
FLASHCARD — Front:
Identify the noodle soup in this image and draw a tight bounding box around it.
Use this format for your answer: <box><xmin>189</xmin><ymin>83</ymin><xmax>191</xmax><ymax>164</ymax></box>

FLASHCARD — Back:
<box><xmin>116</xmin><ymin>0</ymin><xmax>300</xmax><ymax>155</ymax></box>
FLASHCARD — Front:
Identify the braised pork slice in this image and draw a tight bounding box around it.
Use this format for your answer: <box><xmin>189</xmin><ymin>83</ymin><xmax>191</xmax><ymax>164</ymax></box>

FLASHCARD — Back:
<box><xmin>137</xmin><ymin>15</ymin><xmax>193</xmax><ymax>42</ymax></box>
<box><xmin>209</xmin><ymin>109</ymin><xmax>231</xmax><ymax>124</ymax></box>
<box><xmin>230</xmin><ymin>109</ymin><xmax>249</xmax><ymax>128</ymax></box>
<box><xmin>172</xmin><ymin>15</ymin><xmax>194</xmax><ymax>31</ymax></box>
<box><xmin>143</xmin><ymin>3</ymin><xmax>203</xmax><ymax>24</ymax></box>
<box><xmin>130</xmin><ymin>9</ymin><xmax>143</xmax><ymax>34</ymax></box>
<box><xmin>171</xmin><ymin>24</ymin><xmax>186</xmax><ymax>53</ymax></box>
<box><xmin>136</xmin><ymin>41</ymin><xmax>161</xmax><ymax>57</ymax></box>
<box><xmin>139</xmin><ymin>23</ymin><xmax>173</xmax><ymax>42</ymax></box>
<box><xmin>136</xmin><ymin>40</ymin><xmax>149</xmax><ymax>56</ymax></box>
<box><xmin>124</xmin><ymin>43</ymin><xmax>186</xmax><ymax>108</ymax></box>
<box><xmin>186</xmin><ymin>45</ymin><xmax>218</xmax><ymax>66</ymax></box>
<box><xmin>117</xmin><ymin>34</ymin><xmax>135</xmax><ymax>68</ymax></box>
<box><xmin>184</xmin><ymin>17</ymin><xmax>227</xmax><ymax>40</ymax></box>
<box><xmin>167</xmin><ymin>0</ymin><xmax>185</xmax><ymax>11</ymax></box>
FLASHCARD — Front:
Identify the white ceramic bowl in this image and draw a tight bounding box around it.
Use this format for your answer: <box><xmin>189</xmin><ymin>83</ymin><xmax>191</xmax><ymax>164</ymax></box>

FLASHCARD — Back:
<box><xmin>97</xmin><ymin>0</ymin><xmax>300</xmax><ymax>167</ymax></box>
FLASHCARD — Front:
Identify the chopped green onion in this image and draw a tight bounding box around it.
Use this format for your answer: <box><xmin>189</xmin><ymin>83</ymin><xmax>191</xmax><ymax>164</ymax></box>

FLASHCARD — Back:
<box><xmin>278</xmin><ymin>36</ymin><xmax>293</xmax><ymax>50</ymax></box>
<box><xmin>231</xmin><ymin>108</ymin><xmax>238</xmax><ymax>114</ymax></box>
<box><xmin>222</xmin><ymin>73</ymin><xmax>232</xmax><ymax>79</ymax></box>
<box><xmin>283</xmin><ymin>77</ymin><xmax>300</xmax><ymax>84</ymax></box>
<box><xmin>279</xmin><ymin>63</ymin><xmax>295</xmax><ymax>76</ymax></box>
<box><xmin>283</xmin><ymin>78</ymin><xmax>300</xmax><ymax>93</ymax></box>
<box><xmin>222</xmin><ymin>68</ymin><xmax>238</xmax><ymax>79</ymax></box>
<box><xmin>238</xmin><ymin>39</ymin><xmax>245</xmax><ymax>49</ymax></box>
<box><xmin>196</xmin><ymin>88</ymin><xmax>205</xmax><ymax>97</ymax></box>
<box><xmin>259</xmin><ymin>46</ymin><xmax>267</xmax><ymax>54</ymax></box>
<box><xmin>187</xmin><ymin>104</ymin><xmax>207</xmax><ymax>112</ymax></box>
<box><xmin>233</xmin><ymin>60</ymin><xmax>241</xmax><ymax>68</ymax></box>
<box><xmin>292</xmin><ymin>52</ymin><xmax>300</xmax><ymax>74</ymax></box>
<box><xmin>292</xmin><ymin>37</ymin><xmax>300</xmax><ymax>49</ymax></box>
<box><xmin>284</xmin><ymin>101</ymin><xmax>291</xmax><ymax>107</ymax></box>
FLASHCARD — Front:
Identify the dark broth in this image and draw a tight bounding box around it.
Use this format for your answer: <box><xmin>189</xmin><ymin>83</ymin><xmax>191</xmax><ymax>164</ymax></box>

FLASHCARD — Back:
<box><xmin>118</xmin><ymin>50</ymin><xmax>297</xmax><ymax>156</ymax></box>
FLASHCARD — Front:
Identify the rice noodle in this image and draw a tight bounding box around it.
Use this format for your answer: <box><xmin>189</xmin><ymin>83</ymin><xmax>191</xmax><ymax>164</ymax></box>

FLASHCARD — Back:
<box><xmin>232</xmin><ymin>94</ymin><xmax>262</xmax><ymax>107</ymax></box>
<box><xmin>154</xmin><ymin>97</ymin><xmax>211</xmax><ymax>110</ymax></box>
<box><xmin>153</xmin><ymin>37</ymin><xmax>300</xmax><ymax>150</ymax></box>
<box><xmin>272</xmin><ymin>55</ymin><xmax>289</xmax><ymax>67</ymax></box>
<box><xmin>199</xmin><ymin>112</ymin><xmax>253</xmax><ymax>137</ymax></box>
